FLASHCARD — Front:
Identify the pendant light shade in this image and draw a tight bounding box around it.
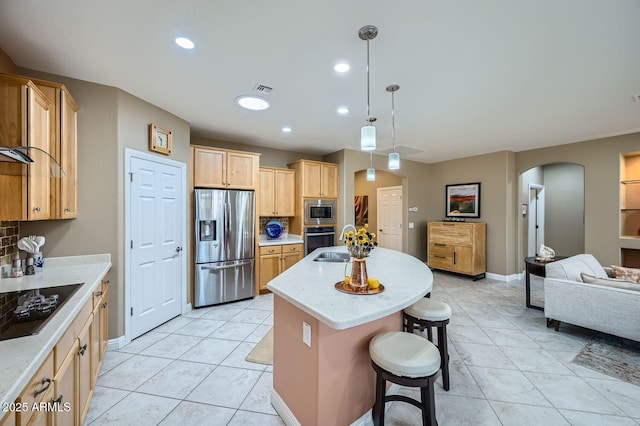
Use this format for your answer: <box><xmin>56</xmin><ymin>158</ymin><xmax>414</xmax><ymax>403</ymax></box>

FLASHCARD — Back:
<box><xmin>388</xmin><ymin>152</ymin><xmax>400</xmax><ymax>170</ymax></box>
<box><xmin>386</xmin><ymin>84</ymin><xmax>400</xmax><ymax>170</ymax></box>
<box><xmin>366</xmin><ymin>167</ymin><xmax>376</xmax><ymax>181</ymax></box>
<box><xmin>359</xmin><ymin>26</ymin><xmax>378</xmax><ymax>151</ymax></box>
<box><xmin>361</xmin><ymin>125</ymin><xmax>376</xmax><ymax>151</ymax></box>
<box><xmin>367</xmin><ymin>152</ymin><xmax>375</xmax><ymax>181</ymax></box>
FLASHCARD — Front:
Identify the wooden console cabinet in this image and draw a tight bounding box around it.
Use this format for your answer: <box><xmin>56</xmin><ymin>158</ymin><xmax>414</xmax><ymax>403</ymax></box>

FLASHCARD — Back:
<box><xmin>428</xmin><ymin>222</ymin><xmax>486</xmax><ymax>280</ymax></box>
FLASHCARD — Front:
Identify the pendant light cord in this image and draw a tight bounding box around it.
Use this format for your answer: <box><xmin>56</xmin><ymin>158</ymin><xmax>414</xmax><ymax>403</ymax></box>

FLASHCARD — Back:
<box><xmin>366</xmin><ymin>39</ymin><xmax>371</xmax><ymax>123</ymax></box>
<box><xmin>391</xmin><ymin>90</ymin><xmax>396</xmax><ymax>152</ymax></box>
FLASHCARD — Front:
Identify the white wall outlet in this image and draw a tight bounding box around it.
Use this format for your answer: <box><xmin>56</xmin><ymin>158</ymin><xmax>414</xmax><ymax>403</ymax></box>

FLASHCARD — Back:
<box><xmin>303</xmin><ymin>321</ymin><xmax>311</xmax><ymax>347</ymax></box>
<box><xmin>409</xmin><ymin>222</ymin><xmax>415</xmax><ymax>229</ymax></box>
<box><xmin>409</xmin><ymin>207</ymin><xmax>418</xmax><ymax>212</ymax></box>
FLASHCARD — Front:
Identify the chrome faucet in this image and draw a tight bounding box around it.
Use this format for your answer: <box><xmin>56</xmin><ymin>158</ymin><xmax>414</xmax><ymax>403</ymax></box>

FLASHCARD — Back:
<box><xmin>339</xmin><ymin>224</ymin><xmax>357</xmax><ymax>241</ymax></box>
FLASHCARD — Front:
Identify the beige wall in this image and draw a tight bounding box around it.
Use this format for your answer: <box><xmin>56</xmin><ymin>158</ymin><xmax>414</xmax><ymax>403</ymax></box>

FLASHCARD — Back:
<box><xmin>328</xmin><ymin>149</ymin><xmax>430</xmax><ymax>260</ymax></box>
<box><xmin>354</xmin><ymin>170</ymin><xmax>403</xmax><ymax>235</ymax></box>
<box><xmin>0</xmin><ymin>48</ymin><xmax>17</xmax><ymax>73</ymax></box>
<box><xmin>427</xmin><ymin>151</ymin><xmax>516</xmax><ymax>275</ymax></box>
<box><xmin>19</xmin><ymin>68</ymin><xmax>191</xmax><ymax>339</ymax></box>
<box><xmin>516</xmin><ymin>132</ymin><xmax>640</xmax><ymax>270</ymax></box>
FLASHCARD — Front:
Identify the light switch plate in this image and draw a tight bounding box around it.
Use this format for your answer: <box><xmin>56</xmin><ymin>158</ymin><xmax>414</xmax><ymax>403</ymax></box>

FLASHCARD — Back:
<box><xmin>409</xmin><ymin>222</ymin><xmax>415</xmax><ymax>229</ymax></box>
<box><xmin>303</xmin><ymin>322</ymin><xmax>311</xmax><ymax>347</ymax></box>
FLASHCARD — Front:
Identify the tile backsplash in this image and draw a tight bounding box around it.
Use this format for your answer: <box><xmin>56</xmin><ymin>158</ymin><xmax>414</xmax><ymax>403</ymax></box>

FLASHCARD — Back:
<box><xmin>0</xmin><ymin>221</ymin><xmax>19</xmax><ymax>266</ymax></box>
<box><xmin>259</xmin><ymin>217</ymin><xmax>289</xmax><ymax>237</ymax></box>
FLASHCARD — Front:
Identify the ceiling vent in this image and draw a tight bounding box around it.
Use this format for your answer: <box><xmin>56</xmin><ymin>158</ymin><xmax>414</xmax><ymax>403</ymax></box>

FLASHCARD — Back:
<box><xmin>253</xmin><ymin>84</ymin><xmax>273</xmax><ymax>94</ymax></box>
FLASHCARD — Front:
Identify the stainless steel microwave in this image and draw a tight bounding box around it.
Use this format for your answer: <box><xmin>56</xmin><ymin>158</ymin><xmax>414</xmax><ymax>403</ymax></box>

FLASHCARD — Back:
<box><xmin>304</xmin><ymin>199</ymin><xmax>336</xmax><ymax>225</ymax></box>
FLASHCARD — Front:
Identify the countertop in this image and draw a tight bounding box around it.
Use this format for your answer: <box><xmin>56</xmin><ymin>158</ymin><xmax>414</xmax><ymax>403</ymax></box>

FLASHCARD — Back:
<box><xmin>259</xmin><ymin>234</ymin><xmax>303</xmax><ymax>247</ymax></box>
<box><xmin>0</xmin><ymin>254</ymin><xmax>112</xmax><ymax>407</ymax></box>
<box><xmin>267</xmin><ymin>246</ymin><xmax>432</xmax><ymax>330</ymax></box>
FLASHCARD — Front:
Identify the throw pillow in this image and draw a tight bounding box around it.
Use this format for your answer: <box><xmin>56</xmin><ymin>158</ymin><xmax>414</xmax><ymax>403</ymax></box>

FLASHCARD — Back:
<box><xmin>581</xmin><ymin>273</ymin><xmax>640</xmax><ymax>292</ymax></box>
<box><xmin>611</xmin><ymin>265</ymin><xmax>640</xmax><ymax>284</ymax></box>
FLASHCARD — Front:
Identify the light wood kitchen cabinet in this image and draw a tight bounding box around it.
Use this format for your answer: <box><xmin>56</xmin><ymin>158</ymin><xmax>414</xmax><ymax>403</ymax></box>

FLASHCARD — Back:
<box><xmin>0</xmin><ymin>410</ymin><xmax>15</xmax><ymax>426</ymax></box>
<box><xmin>258</xmin><ymin>243</ymin><xmax>304</xmax><ymax>290</ymax></box>
<box><xmin>53</xmin><ymin>336</ymin><xmax>77</xmax><ymax>426</ymax></box>
<box><xmin>427</xmin><ymin>221</ymin><xmax>486</xmax><ymax>280</ymax></box>
<box><xmin>288</xmin><ymin>160</ymin><xmax>338</xmax><ymax>199</ymax></box>
<box><xmin>31</xmin><ymin>78</ymin><xmax>79</xmax><ymax>219</ymax></box>
<box><xmin>192</xmin><ymin>145</ymin><xmax>260</xmax><ymax>189</ymax></box>
<box><xmin>15</xmin><ymin>352</ymin><xmax>54</xmax><ymax>426</ymax></box>
<box><xmin>0</xmin><ymin>73</ymin><xmax>51</xmax><ymax>221</ymax></box>
<box><xmin>259</xmin><ymin>167</ymin><xmax>295</xmax><ymax>216</ymax></box>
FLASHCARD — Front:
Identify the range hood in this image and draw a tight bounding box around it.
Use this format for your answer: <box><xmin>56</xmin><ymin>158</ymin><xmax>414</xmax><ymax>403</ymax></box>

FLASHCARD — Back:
<box><xmin>0</xmin><ymin>146</ymin><xmax>64</xmax><ymax>177</ymax></box>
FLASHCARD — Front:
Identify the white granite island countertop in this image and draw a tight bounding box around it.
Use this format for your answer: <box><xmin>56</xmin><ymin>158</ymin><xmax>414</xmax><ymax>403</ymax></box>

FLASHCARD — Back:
<box><xmin>0</xmin><ymin>254</ymin><xmax>112</xmax><ymax>408</ymax></box>
<box><xmin>267</xmin><ymin>246</ymin><xmax>432</xmax><ymax>330</ymax></box>
<box><xmin>258</xmin><ymin>234</ymin><xmax>303</xmax><ymax>247</ymax></box>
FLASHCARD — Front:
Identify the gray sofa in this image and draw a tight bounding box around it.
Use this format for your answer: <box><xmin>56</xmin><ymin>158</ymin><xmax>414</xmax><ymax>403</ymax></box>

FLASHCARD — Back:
<box><xmin>543</xmin><ymin>254</ymin><xmax>640</xmax><ymax>342</ymax></box>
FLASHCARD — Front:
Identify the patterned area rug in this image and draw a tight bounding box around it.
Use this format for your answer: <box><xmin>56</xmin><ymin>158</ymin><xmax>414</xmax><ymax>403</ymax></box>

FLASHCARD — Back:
<box><xmin>572</xmin><ymin>333</ymin><xmax>640</xmax><ymax>386</ymax></box>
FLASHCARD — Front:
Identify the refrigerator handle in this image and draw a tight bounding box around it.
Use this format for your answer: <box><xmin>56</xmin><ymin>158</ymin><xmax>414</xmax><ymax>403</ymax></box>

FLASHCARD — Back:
<box><xmin>201</xmin><ymin>259</ymin><xmax>252</xmax><ymax>271</ymax></box>
<box><xmin>225</xmin><ymin>198</ymin><xmax>231</xmax><ymax>259</ymax></box>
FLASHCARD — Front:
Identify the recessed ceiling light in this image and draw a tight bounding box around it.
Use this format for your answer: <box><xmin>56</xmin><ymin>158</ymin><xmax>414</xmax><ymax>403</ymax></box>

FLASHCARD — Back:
<box><xmin>337</xmin><ymin>106</ymin><xmax>350</xmax><ymax>115</ymax></box>
<box><xmin>282</xmin><ymin>126</ymin><xmax>292</xmax><ymax>133</ymax></box>
<box><xmin>174</xmin><ymin>36</ymin><xmax>195</xmax><ymax>49</ymax></box>
<box><xmin>334</xmin><ymin>63</ymin><xmax>350</xmax><ymax>73</ymax></box>
<box><xmin>235</xmin><ymin>95</ymin><xmax>270</xmax><ymax>111</ymax></box>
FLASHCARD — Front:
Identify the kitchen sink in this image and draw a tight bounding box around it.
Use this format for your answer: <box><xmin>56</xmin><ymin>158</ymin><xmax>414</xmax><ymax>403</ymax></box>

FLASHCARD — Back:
<box><xmin>313</xmin><ymin>252</ymin><xmax>351</xmax><ymax>262</ymax></box>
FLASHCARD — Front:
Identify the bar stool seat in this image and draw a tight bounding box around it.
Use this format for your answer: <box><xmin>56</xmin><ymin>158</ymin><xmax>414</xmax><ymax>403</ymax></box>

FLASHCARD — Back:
<box><xmin>369</xmin><ymin>331</ymin><xmax>440</xmax><ymax>425</ymax></box>
<box><xmin>403</xmin><ymin>298</ymin><xmax>451</xmax><ymax>391</ymax></box>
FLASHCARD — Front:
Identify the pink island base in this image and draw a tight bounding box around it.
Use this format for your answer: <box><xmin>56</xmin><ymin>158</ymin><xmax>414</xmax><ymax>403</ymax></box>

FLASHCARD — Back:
<box><xmin>272</xmin><ymin>294</ymin><xmax>402</xmax><ymax>425</ymax></box>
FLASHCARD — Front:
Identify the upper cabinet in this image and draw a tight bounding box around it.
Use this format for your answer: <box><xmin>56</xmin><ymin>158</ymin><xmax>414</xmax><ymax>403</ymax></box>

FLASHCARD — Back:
<box><xmin>192</xmin><ymin>145</ymin><xmax>259</xmax><ymax>190</ymax></box>
<box><xmin>0</xmin><ymin>73</ymin><xmax>51</xmax><ymax>220</ymax></box>
<box><xmin>288</xmin><ymin>159</ymin><xmax>338</xmax><ymax>199</ymax></box>
<box><xmin>30</xmin><ymin>78</ymin><xmax>79</xmax><ymax>219</ymax></box>
<box><xmin>259</xmin><ymin>167</ymin><xmax>295</xmax><ymax>216</ymax></box>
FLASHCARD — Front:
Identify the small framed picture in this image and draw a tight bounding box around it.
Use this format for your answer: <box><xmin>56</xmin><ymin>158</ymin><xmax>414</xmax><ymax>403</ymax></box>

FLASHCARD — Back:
<box><xmin>446</xmin><ymin>182</ymin><xmax>481</xmax><ymax>218</ymax></box>
<box><xmin>149</xmin><ymin>123</ymin><xmax>172</xmax><ymax>155</ymax></box>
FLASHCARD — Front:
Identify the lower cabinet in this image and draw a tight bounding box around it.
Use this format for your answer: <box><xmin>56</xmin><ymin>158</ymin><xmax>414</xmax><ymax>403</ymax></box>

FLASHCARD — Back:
<box><xmin>7</xmin><ymin>272</ymin><xmax>110</xmax><ymax>426</ymax></box>
<box><xmin>259</xmin><ymin>243</ymin><xmax>304</xmax><ymax>291</ymax></box>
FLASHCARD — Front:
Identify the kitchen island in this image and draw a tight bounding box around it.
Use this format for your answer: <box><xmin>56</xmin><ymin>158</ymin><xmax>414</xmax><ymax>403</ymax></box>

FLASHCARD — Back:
<box><xmin>267</xmin><ymin>246</ymin><xmax>432</xmax><ymax>426</ymax></box>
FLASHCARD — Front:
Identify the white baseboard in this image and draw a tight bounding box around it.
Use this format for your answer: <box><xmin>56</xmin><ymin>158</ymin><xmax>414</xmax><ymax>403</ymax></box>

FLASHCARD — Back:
<box><xmin>486</xmin><ymin>271</ymin><xmax>523</xmax><ymax>282</ymax></box>
<box><xmin>270</xmin><ymin>384</ymin><xmax>400</xmax><ymax>426</ymax></box>
<box><xmin>270</xmin><ymin>389</ymin><xmax>300</xmax><ymax>426</ymax></box>
<box><xmin>106</xmin><ymin>335</ymin><xmax>126</xmax><ymax>351</ymax></box>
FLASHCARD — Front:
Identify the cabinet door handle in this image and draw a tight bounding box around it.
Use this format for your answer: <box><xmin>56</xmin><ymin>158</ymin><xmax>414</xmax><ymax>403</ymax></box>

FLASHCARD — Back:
<box><xmin>433</xmin><ymin>255</ymin><xmax>446</xmax><ymax>259</ymax></box>
<box><xmin>33</xmin><ymin>377</ymin><xmax>52</xmax><ymax>397</ymax></box>
<box><xmin>434</xmin><ymin>243</ymin><xmax>446</xmax><ymax>246</ymax></box>
<box><xmin>453</xmin><ymin>252</ymin><xmax>456</xmax><ymax>264</ymax></box>
<box><xmin>52</xmin><ymin>395</ymin><xmax>63</xmax><ymax>404</ymax></box>
<box><xmin>78</xmin><ymin>343</ymin><xmax>88</xmax><ymax>356</ymax></box>
<box><xmin>64</xmin><ymin>208</ymin><xmax>70</xmax><ymax>213</ymax></box>
<box><xmin>33</xmin><ymin>207</ymin><xmax>41</xmax><ymax>212</ymax></box>
<box><xmin>95</xmin><ymin>291</ymin><xmax>103</xmax><ymax>297</ymax></box>
<box><xmin>102</xmin><ymin>302</ymin><xmax>108</xmax><ymax>309</ymax></box>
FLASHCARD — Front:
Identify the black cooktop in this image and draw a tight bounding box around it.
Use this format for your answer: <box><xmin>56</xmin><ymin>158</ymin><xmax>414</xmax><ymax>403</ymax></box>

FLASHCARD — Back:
<box><xmin>0</xmin><ymin>283</ymin><xmax>83</xmax><ymax>341</ymax></box>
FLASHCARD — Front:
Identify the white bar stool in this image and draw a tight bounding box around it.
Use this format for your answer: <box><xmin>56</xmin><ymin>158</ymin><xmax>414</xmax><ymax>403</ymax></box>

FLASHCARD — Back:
<box><xmin>403</xmin><ymin>298</ymin><xmax>452</xmax><ymax>391</ymax></box>
<box><xmin>369</xmin><ymin>331</ymin><xmax>440</xmax><ymax>426</ymax></box>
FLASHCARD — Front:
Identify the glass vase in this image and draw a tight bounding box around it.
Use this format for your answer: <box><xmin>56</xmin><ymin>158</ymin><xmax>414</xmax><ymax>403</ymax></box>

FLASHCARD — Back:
<box><xmin>350</xmin><ymin>258</ymin><xmax>369</xmax><ymax>292</ymax></box>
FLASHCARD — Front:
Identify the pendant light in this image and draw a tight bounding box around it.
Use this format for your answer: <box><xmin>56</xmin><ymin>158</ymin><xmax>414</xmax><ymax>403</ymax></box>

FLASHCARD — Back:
<box><xmin>367</xmin><ymin>152</ymin><xmax>376</xmax><ymax>181</ymax></box>
<box><xmin>359</xmin><ymin>25</ymin><xmax>378</xmax><ymax>151</ymax></box>
<box><xmin>386</xmin><ymin>84</ymin><xmax>400</xmax><ymax>170</ymax></box>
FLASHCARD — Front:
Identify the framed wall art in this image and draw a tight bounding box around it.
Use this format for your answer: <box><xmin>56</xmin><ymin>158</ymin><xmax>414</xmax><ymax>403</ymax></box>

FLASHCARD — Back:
<box><xmin>446</xmin><ymin>182</ymin><xmax>481</xmax><ymax>218</ymax></box>
<box><xmin>149</xmin><ymin>123</ymin><xmax>172</xmax><ymax>155</ymax></box>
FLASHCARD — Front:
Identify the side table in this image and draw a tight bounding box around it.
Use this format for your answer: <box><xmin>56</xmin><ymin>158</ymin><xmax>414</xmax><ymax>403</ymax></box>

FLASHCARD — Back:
<box><xmin>524</xmin><ymin>256</ymin><xmax>567</xmax><ymax>310</ymax></box>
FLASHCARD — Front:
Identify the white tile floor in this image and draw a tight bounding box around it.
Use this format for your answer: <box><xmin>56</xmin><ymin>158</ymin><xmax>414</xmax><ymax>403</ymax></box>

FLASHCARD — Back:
<box><xmin>84</xmin><ymin>272</ymin><xmax>640</xmax><ymax>425</ymax></box>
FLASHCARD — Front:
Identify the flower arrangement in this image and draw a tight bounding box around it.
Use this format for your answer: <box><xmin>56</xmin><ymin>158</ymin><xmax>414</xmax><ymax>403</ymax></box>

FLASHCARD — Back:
<box><xmin>343</xmin><ymin>224</ymin><xmax>377</xmax><ymax>258</ymax></box>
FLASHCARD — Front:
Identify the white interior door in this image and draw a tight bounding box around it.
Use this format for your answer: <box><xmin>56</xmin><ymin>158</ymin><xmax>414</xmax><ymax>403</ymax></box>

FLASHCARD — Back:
<box><xmin>377</xmin><ymin>186</ymin><xmax>403</xmax><ymax>251</ymax></box>
<box><xmin>128</xmin><ymin>151</ymin><xmax>185</xmax><ymax>339</ymax></box>
<box><xmin>528</xmin><ymin>184</ymin><xmax>545</xmax><ymax>256</ymax></box>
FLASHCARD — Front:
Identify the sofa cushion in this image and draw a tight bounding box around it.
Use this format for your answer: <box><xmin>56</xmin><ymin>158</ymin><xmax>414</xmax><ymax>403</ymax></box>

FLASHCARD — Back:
<box><xmin>545</xmin><ymin>254</ymin><xmax>607</xmax><ymax>282</ymax></box>
<box><xmin>580</xmin><ymin>273</ymin><xmax>640</xmax><ymax>291</ymax></box>
<box><xmin>611</xmin><ymin>265</ymin><xmax>640</xmax><ymax>284</ymax></box>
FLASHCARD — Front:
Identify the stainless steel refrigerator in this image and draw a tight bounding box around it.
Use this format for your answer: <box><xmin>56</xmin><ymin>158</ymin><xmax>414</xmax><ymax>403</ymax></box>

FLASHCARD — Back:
<box><xmin>194</xmin><ymin>188</ymin><xmax>255</xmax><ymax>307</ymax></box>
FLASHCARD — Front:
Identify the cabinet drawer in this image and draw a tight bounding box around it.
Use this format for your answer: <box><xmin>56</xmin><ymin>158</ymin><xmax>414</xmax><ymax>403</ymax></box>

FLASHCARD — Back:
<box><xmin>16</xmin><ymin>351</ymin><xmax>53</xmax><ymax>421</ymax></box>
<box><xmin>430</xmin><ymin>223</ymin><xmax>473</xmax><ymax>245</ymax></box>
<box><xmin>429</xmin><ymin>255</ymin><xmax>454</xmax><ymax>270</ymax></box>
<box><xmin>55</xmin><ymin>296</ymin><xmax>92</xmax><ymax>373</ymax></box>
<box><xmin>429</xmin><ymin>243</ymin><xmax>453</xmax><ymax>257</ymax></box>
<box><xmin>281</xmin><ymin>243</ymin><xmax>303</xmax><ymax>254</ymax></box>
<box><xmin>259</xmin><ymin>245</ymin><xmax>282</xmax><ymax>255</ymax></box>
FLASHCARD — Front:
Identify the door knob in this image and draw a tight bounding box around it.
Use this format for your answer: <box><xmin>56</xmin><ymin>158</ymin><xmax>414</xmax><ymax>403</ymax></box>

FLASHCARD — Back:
<box><xmin>176</xmin><ymin>246</ymin><xmax>183</xmax><ymax>253</ymax></box>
